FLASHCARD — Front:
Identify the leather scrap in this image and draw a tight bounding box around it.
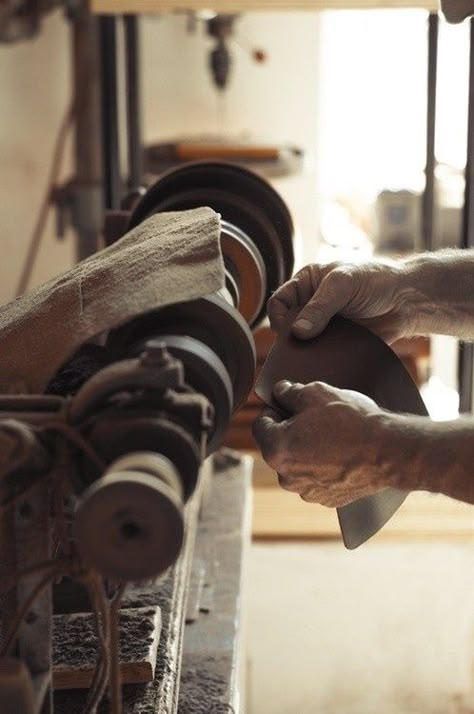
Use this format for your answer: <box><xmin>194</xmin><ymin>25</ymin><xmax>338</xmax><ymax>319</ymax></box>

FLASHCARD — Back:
<box><xmin>255</xmin><ymin>315</ymin><xmax>428</xmax><ymax>548</ymax></box>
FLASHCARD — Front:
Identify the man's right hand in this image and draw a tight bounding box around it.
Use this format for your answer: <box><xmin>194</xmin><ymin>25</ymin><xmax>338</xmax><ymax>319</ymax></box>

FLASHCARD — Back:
<box><xmin>268</xmin><ymin>259</ymin><xmax>419</xmax><ymax>344</ymax></box>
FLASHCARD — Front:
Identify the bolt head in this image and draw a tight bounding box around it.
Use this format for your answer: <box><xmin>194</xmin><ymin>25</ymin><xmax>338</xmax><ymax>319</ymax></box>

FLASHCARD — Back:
<box><xmin>140</xmin><ymin>341</ymin><xmax>170</xmax><ymax>367</ymax></box>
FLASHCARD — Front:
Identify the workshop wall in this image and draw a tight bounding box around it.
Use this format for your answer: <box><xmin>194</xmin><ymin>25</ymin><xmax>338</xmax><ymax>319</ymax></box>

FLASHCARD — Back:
<box><xmin>0</xmin><ymin>10</ymin><xmax>321</xmax><ymax>305</ymax></box>
<box><xmin>141</xmin><ymin>12</ymin><xmax>321</xmax><ymax>270</ymax></box>
<box><xmin>0</xmin><ymin>10</ymin><xmax>75</xmax><ymax>304</ymax></box>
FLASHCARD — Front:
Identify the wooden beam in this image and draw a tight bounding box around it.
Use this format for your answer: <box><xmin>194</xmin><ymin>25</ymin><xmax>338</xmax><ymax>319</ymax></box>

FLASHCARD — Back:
<box><xmin>92</xmin><ymin>1</ymin><xmax>438</xmax><ymax>17</ymax></box>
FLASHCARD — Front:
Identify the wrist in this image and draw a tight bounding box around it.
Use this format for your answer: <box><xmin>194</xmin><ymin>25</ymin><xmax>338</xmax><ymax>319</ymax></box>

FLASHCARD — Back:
<box><xmin>372</xmin><ymin>412</ymin><xmax>431</xmax><ymax>492</ymax></box>
<box><xmin>399</xmin><ymin>250</ymin><xmax>474</xmax><ymax>337</ymax></box>
<box><xmin>397</xmin><ymin>254</ymin><xmax>440</xmax><ymax>337</ymax></box>
<box><xmin>375</xmin><ymin>412</ymin><xmax>474</xmax><ymax>504</ymax></box>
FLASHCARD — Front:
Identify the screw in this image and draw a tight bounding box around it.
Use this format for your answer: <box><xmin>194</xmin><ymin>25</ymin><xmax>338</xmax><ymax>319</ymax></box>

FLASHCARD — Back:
<box><xmin>140</xmin><ymin>341</ymin><xmax>170</xmax><ymax>368</ymax></box>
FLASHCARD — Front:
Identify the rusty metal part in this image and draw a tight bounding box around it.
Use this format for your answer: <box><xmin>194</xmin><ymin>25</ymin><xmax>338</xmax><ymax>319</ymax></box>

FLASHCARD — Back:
<box><xmin>0</xmin><ymin>419</ymin><xmax>51</xmax><ymax>480</ymax></box>
<box><xmin>255</xmin><ymin>315</ymin><xmax>428</xmax><ymax>549</ymax></box>
<box><xmin>1</xmin><ymin>479</ymin><xmax>55</xmax><ymax>714</ymax></box>
<box><xmin>108</xmin><ymin>294</ymin><xmax>256</xmax><ymax>413</ymax></box>
<box><xmin>127</xmin><ymin>161</ymin><xmax>294</xmax><ymax>327</ymax></box>
<box><xmin>132</xmin><ymin>335</ymin><xmax>233</xmax><ymax>454</ymax></box>
<box><xmin>88</xmin><ymin>417</ymin><xmax>202</xmax><ymax>502</ymax></box>
<box><xmin>69</xmin><ymin>343</ymin><xmax>184</xmax><ymax>423</ymax></box>
<box><xmin>220</xmin><ymin>220</ymin><xmax>266</xmax><ymax>325</ymax></box>
<box><xmin>0</xmin><ymin>0</ymin><xmax>58</xmax><ymax>43</ymax></box>
<box><xmin>76</xmin><ymin>453</ymin><xmax>184</xmax><ymax>581</ymax></box>
<box><xmin>0</xmin><ymin>658</ymin><xmax>35</xmax><ymax>713</ymax></box>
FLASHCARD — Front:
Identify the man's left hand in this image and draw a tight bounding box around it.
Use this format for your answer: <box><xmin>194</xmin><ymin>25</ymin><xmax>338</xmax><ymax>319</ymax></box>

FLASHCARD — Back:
<box><xmin>252</xmin><ymin>380</ymin><xmax>392</xmax><ymax>507</ymax></box>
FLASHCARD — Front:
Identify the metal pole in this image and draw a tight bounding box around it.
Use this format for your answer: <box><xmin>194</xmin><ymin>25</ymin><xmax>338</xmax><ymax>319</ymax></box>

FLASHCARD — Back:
<box><xmin>458</xmin><ymin>18</ymin><xmax>474</xmax><ymax>413</ymax></box>
<box><xmin>72</xmin><ymin>7</ymin><xmax>103</xmax><ymax>260</ymax></box>
<box><xmin>124</xmin><ymin>15</ymin><xmax>143</xmax><ymax>191</ymax></box>
<box><xmin>99</xmin><ymin>16</ymin><xmax>121</xmax><ymax>210</ymax></box>
<box><xmin>422</xmin><ymin>12</ymin><xmax>438</xmax><ymax>252</ymax></box>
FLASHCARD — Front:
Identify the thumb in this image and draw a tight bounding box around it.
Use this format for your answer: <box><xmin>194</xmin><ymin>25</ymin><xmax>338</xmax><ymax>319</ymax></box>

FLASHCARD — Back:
<box><xmin>273</xmin><ymin>380</ymin><xmax>307</xmax><ymax>414</ymax></box>
<box><xmin>292</xmin><ymin>269</ymin><xmax>354</xmax><ymax>339</ymax></box>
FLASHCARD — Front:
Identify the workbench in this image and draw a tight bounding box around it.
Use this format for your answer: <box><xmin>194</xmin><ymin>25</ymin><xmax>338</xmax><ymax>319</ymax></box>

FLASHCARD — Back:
<box><xmin>53</xmin><ymin>452</ymin><xmax>252</xmax><ymax>713</ymax></box>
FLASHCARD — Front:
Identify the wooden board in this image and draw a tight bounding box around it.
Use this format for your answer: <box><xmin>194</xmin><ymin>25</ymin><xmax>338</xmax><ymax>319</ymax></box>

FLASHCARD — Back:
<box><xmin>92</xmin><ymin>0</ymin><xmax>438</xmax><ymax>16</ymax></box>
<box><xmin>251</xmin><ymin>452</ymin><xmax>474</xmax><ymax>543</ymax></box>
<box><xmin>53</xmin><ymin>606</ymin><xmax>161</xmax><ymax>690</ymax></box>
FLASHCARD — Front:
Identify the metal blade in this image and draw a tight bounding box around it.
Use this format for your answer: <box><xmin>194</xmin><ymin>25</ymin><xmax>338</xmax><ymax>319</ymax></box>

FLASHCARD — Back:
<box><xmin>254</xmin><ymin>316</ymin><xmax>428</xmax><ymax>549</ymax></box>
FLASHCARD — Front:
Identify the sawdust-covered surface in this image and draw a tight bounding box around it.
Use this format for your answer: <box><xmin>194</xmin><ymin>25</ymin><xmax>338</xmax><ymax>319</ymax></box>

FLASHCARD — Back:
<box><xmin>54</xmin><ymin>608</ymin><xmax>158</xmax><ymax>668</ymax></box>
<box><xmin>54</xmin><ymin>480</ymin><xmax>201</xmax><ymax>714</ymax></box>
<box><xmin>54</xmin><ymin>456</ymin><xmax>251</xmax><ymax>713</ymax></box>
<box><xmin>177</xmin><ymin>455</ymin><xmax>252</xmax><ymax>714</ymax></box>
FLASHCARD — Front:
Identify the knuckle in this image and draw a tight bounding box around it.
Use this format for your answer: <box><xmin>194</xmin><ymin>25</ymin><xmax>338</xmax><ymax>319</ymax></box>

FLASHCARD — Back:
<box><xmin>277</xmin><ymin>474</ymin><xmax>298</xmax><ymax>493</ymax></box>
<box><xmin>326</xmin><ymin>267</ymin><xmax>354</xmax><ymax>291</ymax></box>
<box><xmin>262</xmin><ymin>443</ymin><xmax>282</xmax><ymax>471</ymax></box>
<box><xmin>299</xmin><ymin>489</ymin><xmax>318</xmax><ymax>503</ymax></box>
<box><xmin>318</xmin><ymin>493</ymin><xmax>338</xmax><ymax>507</ymax></box>
<box><xmin>303</xmin><ymin>381</ymin><xmax>329</xmax><ymax>399</ymax></box>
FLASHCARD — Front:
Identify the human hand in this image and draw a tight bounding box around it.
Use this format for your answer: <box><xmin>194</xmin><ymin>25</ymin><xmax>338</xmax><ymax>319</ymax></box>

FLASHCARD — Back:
<box><xmin>252</xmin><ymin>379</ymin><xmax>393</xmax><ymax>507</ymax></box>
<box><xmin>267</xmin><ymin>260</ymin><xmax>416</xmax><ymax>344</ymax></box>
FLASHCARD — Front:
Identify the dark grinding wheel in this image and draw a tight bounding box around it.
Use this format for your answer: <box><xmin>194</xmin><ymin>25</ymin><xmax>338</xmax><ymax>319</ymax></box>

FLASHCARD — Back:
<box><xmin>128</xmin><ymin>161</ymin><xmax>295</xmax><ymax>327</ymax></box>
<box><xmin>108</xmin><ymin>294</ymin><xmax>256</xmax><ymax>413</ymax></box>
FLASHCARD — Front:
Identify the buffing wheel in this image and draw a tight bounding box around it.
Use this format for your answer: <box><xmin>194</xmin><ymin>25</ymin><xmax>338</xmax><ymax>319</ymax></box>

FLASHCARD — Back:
<box><xmin>128</xmin><ymin>161</ymin><xmax>295</xmax><ymax>327</ymax></box>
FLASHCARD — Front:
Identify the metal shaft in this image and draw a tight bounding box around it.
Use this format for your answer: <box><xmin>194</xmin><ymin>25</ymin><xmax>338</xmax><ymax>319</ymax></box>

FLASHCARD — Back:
<box><xmin>422</xmin><ymin>12</ymin><xmax>438</xmax><ymax>252</ymax></box>
<box><xmin>99</xmin><ymin>16</ymin><xmax>121</xmax><ymax>210</ymax></box>
<box><xmin>459</xmin><ymin>18</ymin><xmax>474</xmax><ymax>414</ymax></box>
<box><xmin>124</xmin><ymin>15</ymin><xmax>143</xmax><ymax>191</ymax></box>
<box><xmin>72</xmin><ymin>6</ymin><xmax>103</xmax><ymax>260</ymax></box>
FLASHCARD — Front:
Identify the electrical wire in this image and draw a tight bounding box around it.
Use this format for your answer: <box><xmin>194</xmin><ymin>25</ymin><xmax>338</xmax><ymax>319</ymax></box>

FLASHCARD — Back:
<box><xmin>109</xmin><ymin>582</ymin><xmax>126</xmax><ymax>714</ymax></box>
<box><xmin>15</xmin><ymin>103</ymin><xmax>75</xmax><ymax>298</ymax></box>
<box><xmin>0</xmin><ymin>569</ymin><xmax>58</xmax><ymax>657</ymax></box>
<box><xmin>82</xmin><ymin>576</ymin><xmax>111</xmax><ymax>714</ymax></box>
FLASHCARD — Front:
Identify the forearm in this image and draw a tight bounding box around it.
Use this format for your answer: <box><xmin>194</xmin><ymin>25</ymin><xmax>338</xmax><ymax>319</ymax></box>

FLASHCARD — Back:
<box><xmin>400</xmin><ymin>250</ymin><xmax>474</xmax><ymax>339</ymax></box>
<box><xmin>378</xmin><ymin>413</ymin><xmax>474</xmax><ymax>504</ymax></box>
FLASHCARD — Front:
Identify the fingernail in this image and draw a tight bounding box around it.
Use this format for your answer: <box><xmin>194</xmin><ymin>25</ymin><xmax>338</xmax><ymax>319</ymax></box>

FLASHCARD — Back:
<box><xmin>294</xmin><ymin>318</ymin><xmax>313</xmax><ymax>332</ymax></box>
<box><xmin>274</xmin><ymin>380</ymin><xmax>290</xmax><ymax>392</ymax></box>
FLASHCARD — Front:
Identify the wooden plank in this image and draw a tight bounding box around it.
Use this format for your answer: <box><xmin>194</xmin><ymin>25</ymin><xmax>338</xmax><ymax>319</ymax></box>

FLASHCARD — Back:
<box><xmin>52</xmin><ymin>607</ymin><xmax>161</xmax><ymax>690</ymax></box>
<box><xmin>92</xmin><ymin>0</ymin><xmax>438</xmax><ymax>16</ymax></box>
<box><xmin>253</xmin><ymin>488</ymin><xmax>474</xmax><ymax>542</ymax></box>
<box><xmin>250</xmin><ymin>452</ymin><xmax>474</xmax><ymax>542</ymax></box>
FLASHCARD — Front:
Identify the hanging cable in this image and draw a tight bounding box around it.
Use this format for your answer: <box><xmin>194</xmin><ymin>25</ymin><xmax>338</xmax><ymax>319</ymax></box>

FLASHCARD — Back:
<box><xmin>15</xmin><ymin>103</ymin><xmax>74</xmax><ymax>298</ymax></box>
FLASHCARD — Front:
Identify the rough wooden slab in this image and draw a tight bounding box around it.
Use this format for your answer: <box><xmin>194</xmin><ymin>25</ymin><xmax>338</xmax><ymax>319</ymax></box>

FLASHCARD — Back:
<box><xmin>52</xmin><ymin>607</ymin><xmax>161</xmax><ymax>690</ymax></box>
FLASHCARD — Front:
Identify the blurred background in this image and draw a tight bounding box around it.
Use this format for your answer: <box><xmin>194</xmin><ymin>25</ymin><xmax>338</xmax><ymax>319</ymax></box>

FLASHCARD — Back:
<box><xmin>0</xmin><ymin>7</ymin><xmax>473</xmax><ymax>712</ymax></box>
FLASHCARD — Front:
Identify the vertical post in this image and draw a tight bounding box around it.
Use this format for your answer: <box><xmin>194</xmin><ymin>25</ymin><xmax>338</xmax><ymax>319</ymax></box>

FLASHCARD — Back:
<box><xmin>422</xmin><ymin>12</ymin><xmax>438</xmax><ymax>252</ymax></box>
<box><xmin>99</xmin><ymin>16</ymin><xmax>121</xmax><ymax>211</ymax></box>
<box><xmin>16</xmin><ymin>486</ymin><xmax>53</xmax><ymax>714</ymax></box>
<box><xmin>124</xmin><ymin>15</ymin><xmax>143</xmax><ymax>192</ymax></box>
<box><xmin>459</xmin><ymin>18</ymin><xmax>474</xmax><ymax>413</ymax></box>
<box><xmin>72</xmin><ymin>6</ymin><xmax>103</xmax><ymax>260</ymax></box>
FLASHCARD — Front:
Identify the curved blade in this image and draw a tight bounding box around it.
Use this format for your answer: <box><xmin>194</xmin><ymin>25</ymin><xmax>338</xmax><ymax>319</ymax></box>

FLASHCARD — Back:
<box><xmin>255</xmin><ymin>316</ymin><xmax>428</xmax><ymax>549</ymax></box>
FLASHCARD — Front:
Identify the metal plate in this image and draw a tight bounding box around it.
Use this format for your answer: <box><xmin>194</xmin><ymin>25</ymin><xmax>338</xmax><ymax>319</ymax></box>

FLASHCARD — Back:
<box><xmin>255</xmin><ymin>316</ymin><xmax>428</xmax><ymax>549</ymax></box>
